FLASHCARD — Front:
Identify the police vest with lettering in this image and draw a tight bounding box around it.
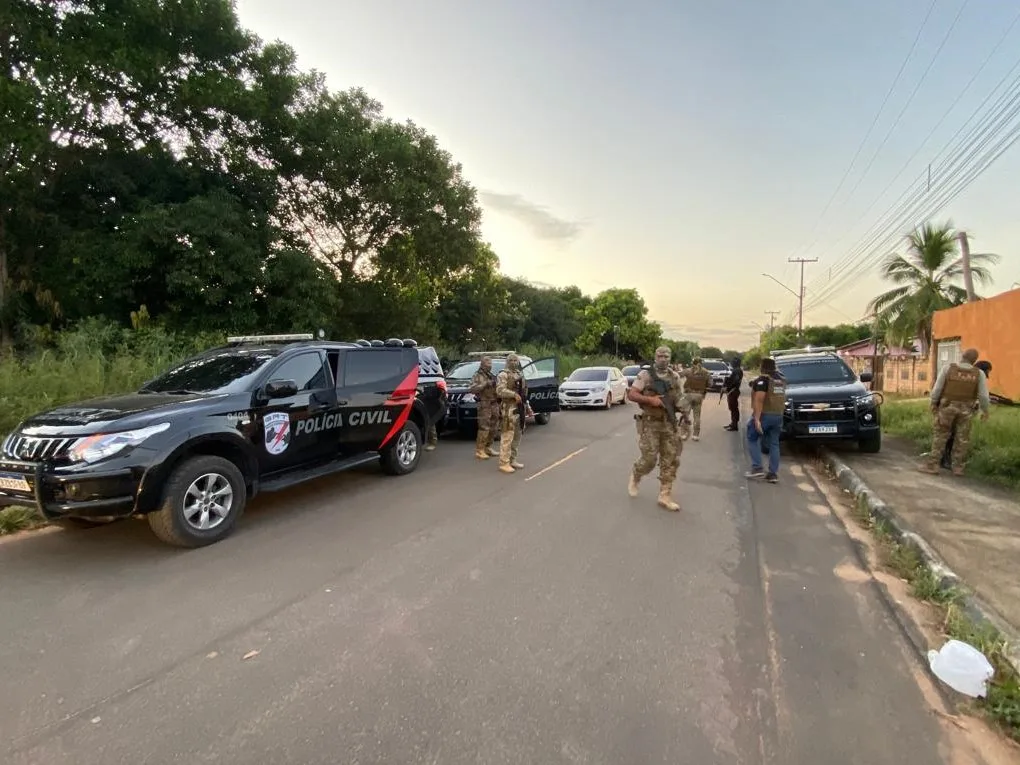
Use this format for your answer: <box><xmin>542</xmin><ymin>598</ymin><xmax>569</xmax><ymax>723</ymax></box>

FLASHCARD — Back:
<box><xmin>762</xmin><ymin>376</ymin><xmax>786</xmax><ymax>414</ymax></box>
<box><xmin>640</xmin><ymin>368</ymin><xmax>680</xmax><ymax>419</ymax></box>
<box><xmin>685</xmin><ymin>368</ymin><xmax>710</xmax><ymax>394</ymax></box>
<box><xmin>941</xmin><ymin>363</ymin><xmax>980</xmax><ymax>403</ymax></box>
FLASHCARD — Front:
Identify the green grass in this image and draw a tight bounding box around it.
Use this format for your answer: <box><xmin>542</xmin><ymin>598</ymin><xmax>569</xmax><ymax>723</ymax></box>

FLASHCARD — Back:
<box><xmin>881</xmin><ymin>400</ymin><xmax>1020</xmax><ymax>490</ymax></box>
<box><xmin>847</xmin><ymin>494</ymin><xmax>1020</xmax><ymax>740</ymax></box>
<box><xmin>0</xmin><ymin>506</ymin><xmax>45</xmax><ymax>535</ymax></box>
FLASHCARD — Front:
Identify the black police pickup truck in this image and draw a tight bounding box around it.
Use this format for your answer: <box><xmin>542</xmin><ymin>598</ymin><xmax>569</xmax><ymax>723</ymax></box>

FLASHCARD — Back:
<box><xmin>441</xmin><ymin>351</ymin><xmax>560</xmax><ymax>435</ymax></box>
<box><xmin>0</xmin><ymin>334</ymin><xmax>448</xmax><ymax>548</ymax></box>
<box><xmin>770</xmin><ymin>346</ymin><xmax>882</xmax><ymax>453</ymax></box>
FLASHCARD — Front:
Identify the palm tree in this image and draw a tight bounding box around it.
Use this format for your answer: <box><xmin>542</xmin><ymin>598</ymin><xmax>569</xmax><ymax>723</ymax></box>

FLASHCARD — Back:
<box><xmin>867</xmin><ymin>221</ymin><xmax>999</xmax><ymax>355</ymax></box>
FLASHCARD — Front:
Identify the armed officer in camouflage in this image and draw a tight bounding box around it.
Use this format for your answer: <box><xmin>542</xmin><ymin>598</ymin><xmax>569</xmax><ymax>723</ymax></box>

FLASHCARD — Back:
<box><xmin>921</xmin><ymin>348</ymin><xmax>990</xmax><ymax>476</ymax></box>
<box><xmin>468</xmin><ymin>355</ymin><xmax>499</xmax><ymax>460</ymax></box>
<box><xmin>495</xmin><ymin>353</ymin><xmax>528</xmax><ymax>474</ymax></box>
<box><xmin>627</xmin><ymin>345</ymin><xmax>683</xmax><ymax>511</ymax></box>
<box><xmin>679</xmin><ymin>357</ymin><xmax>711</xmax><ymax>441</ymax></box>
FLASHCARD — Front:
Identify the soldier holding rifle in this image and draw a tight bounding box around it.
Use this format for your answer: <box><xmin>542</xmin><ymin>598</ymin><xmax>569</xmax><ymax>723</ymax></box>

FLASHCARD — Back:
<box><xmin>626</xmin><ymin>345</ymin><xmax>683</xmax><ymax>512</ymax></box>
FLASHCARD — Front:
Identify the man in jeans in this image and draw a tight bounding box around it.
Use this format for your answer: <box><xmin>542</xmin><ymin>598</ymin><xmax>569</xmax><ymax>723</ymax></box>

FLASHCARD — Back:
<box><xmin>745</xmin><ymin>357</ymin><xmax>785</xmax><ymax>483</ymax></box>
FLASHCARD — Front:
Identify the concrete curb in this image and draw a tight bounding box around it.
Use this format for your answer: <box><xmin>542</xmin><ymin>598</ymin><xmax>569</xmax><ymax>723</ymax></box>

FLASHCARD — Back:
<box><xmin>819</xmin><ymin>447</ymin><xmax>1020</xmax><ymax>677</ymax></box>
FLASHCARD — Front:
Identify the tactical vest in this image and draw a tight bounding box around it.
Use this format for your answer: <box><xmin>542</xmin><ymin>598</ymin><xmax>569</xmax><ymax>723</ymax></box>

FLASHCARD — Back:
<box><xmin>941</xmin><ymin>363</ymin><xmax>979</xmax><ymax>403</ymax></box>
<box><xmin>762</xmin><ymin>376</ymin><xmax>786</xmax><ymax>414</ymax></box>
<box><xmin>640</xmin><ymin>367</ymin><xmax>679</xmax><ymax>419</ymax></box>
<box><xmin>472</xmin><ymin>370</ymin><xmax>497</xmax><ymax>401</ymax></box>
<box><xmin>686</xmin><ymin>368</ymin><xmax>710</xmax><ymax>394</ymax></box>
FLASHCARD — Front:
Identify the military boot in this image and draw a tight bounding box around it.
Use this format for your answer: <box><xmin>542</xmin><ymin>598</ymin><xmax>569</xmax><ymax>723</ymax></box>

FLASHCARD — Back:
<box><xmin>657</xmin><ymin>483</ymin><xmax>680</xmax><ymax>512</ymax></box>
<box><xmin>627</xmin><ymin>473</ymin><xmax>640</xmax><ymax>497</ymax></box>
<box><xmin>499</xmin><ymin>464</ymin><xmax>515</xmax><ymax>474</ymax></box>
<box><xmin>511</xmin><ymin>461</ymin><xmax>524</xmax><ymax>470</ymax></box>
<box><xmin>475</xmin><ymin>449</ymin><xmax>490</xmax><ymax>460</ymax></box>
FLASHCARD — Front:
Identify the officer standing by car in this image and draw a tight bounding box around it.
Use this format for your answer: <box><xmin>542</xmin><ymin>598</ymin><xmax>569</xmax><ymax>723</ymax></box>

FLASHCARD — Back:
<box><xmin>679</xmin><ymin>357</ymin><xmax>711</xmax><ymax>441</ymax></box>
<box><xmin>922</xmin><ymin>348</ymin><xmax>989</xmax><ymax>476</ymax></box>
<box><xmin>745</xmin><ymin>357</ymin><xmax>785</xmax><ymax>483</ymax></box>
<box><xmin>721</xmin><ymin>356</ymin><xmax>744</xmax><ymax>432</ymax></box>
<box><xmin>469</xmin><ymin>355</ymin><xmax>499</xmax><ymax>460</ymax></box>
<box><xmin>495</xmin><ymin>353</ymin><xmax>527</xmax><ymax>473</ymax></box>
<box><xmin>627</xmin><ymin>345</ymin><xmax>683</xmax><ymax>512</ymax></box>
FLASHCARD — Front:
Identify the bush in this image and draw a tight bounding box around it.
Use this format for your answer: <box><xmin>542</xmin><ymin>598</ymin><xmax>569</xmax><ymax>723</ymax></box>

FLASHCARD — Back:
<box><xmin>881</xmin><ymin>400</ymin><xmax>1020</xmax><ymax>489</ymax></box>
<box><xmin>0</xmin><ymin>319</ymin><xmax>225</xmax><ymax>434</ymax></box>
<box><xmin>0</xmin><ymin>322</ymin><xmax>633</xmax><ymax>437</ymax></box>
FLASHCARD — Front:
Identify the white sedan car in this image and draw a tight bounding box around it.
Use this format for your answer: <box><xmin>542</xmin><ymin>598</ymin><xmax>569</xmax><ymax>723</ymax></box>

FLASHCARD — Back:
<box><xmin>558</xmin><ymin>366</ymin><xmax>629</xmax><ymax>409</ymax></box>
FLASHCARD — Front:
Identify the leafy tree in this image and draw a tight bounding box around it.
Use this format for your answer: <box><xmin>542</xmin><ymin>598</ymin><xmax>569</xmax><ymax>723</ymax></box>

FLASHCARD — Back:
<box><xmin>867</xmin><ymin>221</ymin><xmax>998</xmax><ymax>354</ymax></box>
<box><xmin>576</xmin><ymin>288</ymin><xmax>661</xmax><ymax>358</ymax></box>
<box><xmin>698</xmin><ymin>346</ymin><xmax>723</xmax><ymax>359</ymax></box>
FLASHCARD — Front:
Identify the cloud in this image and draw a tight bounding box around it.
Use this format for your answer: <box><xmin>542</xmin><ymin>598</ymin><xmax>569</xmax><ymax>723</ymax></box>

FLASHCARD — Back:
<box><xmin>480</xmin><ymin>191</ymin><xmax>584</xmax><ymax>242</ymax></box>
<box><xmin>658</xmin><ymin>322</ymin><xmax>759</xmax><ymax>349</ymax></box>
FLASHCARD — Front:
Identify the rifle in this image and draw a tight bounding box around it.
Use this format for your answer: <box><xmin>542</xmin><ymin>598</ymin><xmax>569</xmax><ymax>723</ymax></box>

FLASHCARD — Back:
<box><xmin>514</xmin><ymin>376</ymin><xmax>527</xmax><ymax>430</ymax></box>
<box><xmin>648</xmin><ymin>376</ymin><xmax>678</xmax><ymax>428</ymax></box>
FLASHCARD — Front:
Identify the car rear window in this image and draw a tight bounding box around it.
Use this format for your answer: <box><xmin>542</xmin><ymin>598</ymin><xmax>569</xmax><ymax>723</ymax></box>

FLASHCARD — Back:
<box><xmin>568</xmin><ymin>369</ymin><xmax>609</xmax><ymax>382</ymax></box>
<box><xmin>622</xmin><ymin>366</ymin><xmax>641</xmax><ymax>375</ymax></box>
<box><xmin>343</xmin><ymin>349</ymin><xmax>406</xmax><ymax>386</ymax></box>
<box><xmin>703</xmin><ymin>362</ymin><xmax>728</xmax><ymax>371</ymax></box>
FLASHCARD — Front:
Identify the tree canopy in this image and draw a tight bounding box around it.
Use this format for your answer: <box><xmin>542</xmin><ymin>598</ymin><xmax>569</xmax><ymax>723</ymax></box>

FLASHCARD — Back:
<box><xmin>1</xmin><ymin>0</ymin><xmax>692</xmax><ymax>360</ymax></box>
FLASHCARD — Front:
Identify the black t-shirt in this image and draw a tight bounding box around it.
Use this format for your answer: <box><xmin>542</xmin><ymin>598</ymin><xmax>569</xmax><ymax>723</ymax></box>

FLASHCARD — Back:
<box><xmin>725</xmin><ymin>367</ymin><xmax>743</xmax><ymax>390</ymax></box>
<box><xmin>751</xmin><ymin>374</ymin><xmax>771</xmax><ymax>393</ymax></box>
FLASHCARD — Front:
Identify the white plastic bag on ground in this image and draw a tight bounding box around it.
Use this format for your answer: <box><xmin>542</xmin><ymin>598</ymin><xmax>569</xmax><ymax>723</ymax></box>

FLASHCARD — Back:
<box><xmin>927</xmin><ymin>639</ymin><xmax>995</xmax><ymax>698</ymax></box>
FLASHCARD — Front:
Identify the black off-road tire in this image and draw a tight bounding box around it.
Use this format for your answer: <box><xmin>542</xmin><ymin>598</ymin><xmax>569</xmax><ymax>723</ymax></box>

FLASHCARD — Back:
<box><xmin>535</xmin><ymin>412</ymin><xmax>551</xmax><ymax>425</ymax></box>
<box><xmin>147</xmin><ymin>455</ymin><xmax>247</xmax><ymax>548</ymax></box>
<box><xmin>380</xmin><ymin>421</ymin><xmax>423</xmax><ymax>476</ymax></box>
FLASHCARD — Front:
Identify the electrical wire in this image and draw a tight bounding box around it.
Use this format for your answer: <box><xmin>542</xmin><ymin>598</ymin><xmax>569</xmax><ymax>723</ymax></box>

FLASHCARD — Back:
<box><xmin>788</xmin><ymin>0</ymin><xmax>940</xmax><ymax>258</ymax></box>
<box><xmin>802</xmin><ymin>65</ymin><xmax>1020</xmax><ymax>309</ymax></box>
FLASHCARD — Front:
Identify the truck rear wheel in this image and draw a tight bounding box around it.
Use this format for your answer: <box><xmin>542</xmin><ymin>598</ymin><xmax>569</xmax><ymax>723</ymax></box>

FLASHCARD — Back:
<box><xmin>147</xmin><ymin>455</ymin><xmax>247</xmax><ymax>548</ymax></box>
<box><xmin>380</xmin><ymin>421</ymin><xmax>422</xmax><ymax>476</ymax></box>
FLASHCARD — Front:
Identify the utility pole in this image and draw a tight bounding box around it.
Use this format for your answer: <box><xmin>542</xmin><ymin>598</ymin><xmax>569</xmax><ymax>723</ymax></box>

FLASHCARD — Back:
<box><xmin>788</xmin><ymin>257</ymin><xmax>818</xmax><ymax>339</ymax></box>
<box><xmin>764</xmin><ymin>310</ymin><xmax>779</xmax><ymax>333</ymax></box>
<box><xmin>958</xmin><ymin>231</ymin><xmax>975</xmax><ymax>302</ymax></box>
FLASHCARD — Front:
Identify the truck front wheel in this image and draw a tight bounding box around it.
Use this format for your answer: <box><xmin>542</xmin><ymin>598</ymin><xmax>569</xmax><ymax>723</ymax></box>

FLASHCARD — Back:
<box><xmin>147</xmin><ymin>455</ymin><xmax>247</xmax><ymax>548</ymax></box>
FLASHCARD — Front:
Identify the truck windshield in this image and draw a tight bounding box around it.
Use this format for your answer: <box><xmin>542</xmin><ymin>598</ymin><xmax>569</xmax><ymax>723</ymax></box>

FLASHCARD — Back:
<box><xmin>447</xmin><ymin>360</ymin><xmax>507</xmax><ymax>379</ymax></box>
<box><xmin>777</xmin><ymin>359</ymin><xmax>855</xmax><ymax>384</ymax></box>
<box><xmin>140</xmin><ymin>350</ymin><xmax>278</xmax><ymax>394</ymax></box>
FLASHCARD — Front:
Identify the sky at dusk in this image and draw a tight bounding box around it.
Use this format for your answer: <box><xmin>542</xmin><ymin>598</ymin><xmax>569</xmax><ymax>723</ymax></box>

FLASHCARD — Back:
<box><xmin>235</xmin><ymin>0</ymin><xmax>1020</xmax><ymax>349</ymax></box>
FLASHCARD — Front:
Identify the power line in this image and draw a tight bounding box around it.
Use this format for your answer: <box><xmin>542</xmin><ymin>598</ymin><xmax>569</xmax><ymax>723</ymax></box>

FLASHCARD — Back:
<box><xmin>803</xmin><ymin>65</ymin><xmax>1020</xmax><ymax>309</ymax></box>
<box><xmin>808</xmin><ymin>63</ymin><xmax>1020</xmax><ymax>298</ymax></box>
<box><xmin>803</xmin><ymin>5</ymin><xmax>1020</xmax><ymax>288</ymax></box>
<box><xmin>789</xmin><ymin>0</ymin><xmax>940</xmax><ymax>257</ymax></box>
<box><xmin>806</xmin><ymin>112</ymin><xmax>1020</xmax><ymax>311</ymax></box>
<box><xmin>833</xmin><ymin>0</ymin><xmax>971</xmax><ymax>217</ymax></box>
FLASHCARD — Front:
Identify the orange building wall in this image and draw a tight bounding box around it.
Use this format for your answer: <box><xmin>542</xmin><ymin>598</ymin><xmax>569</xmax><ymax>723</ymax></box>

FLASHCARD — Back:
<box><xmin>931</xmin><ymin>288</ymin><xmax>1020</xmax><ymax>401</ymax></box>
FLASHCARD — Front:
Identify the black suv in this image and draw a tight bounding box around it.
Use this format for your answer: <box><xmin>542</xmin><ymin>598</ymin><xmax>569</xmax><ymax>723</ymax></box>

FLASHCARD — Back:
<box><xmin>442</xmin><ymin>352</ymin><xmax>560</xmax><ymax>435</ymax></box>
<box><xmin>0</xmin><ymin>334</ymin><xmax>448</xmax><ymax>548</ymax></box>
<box><xmin>770</xmin><ymin>347</ymin><xmax>882</xmax><ymax>453</ymax></box>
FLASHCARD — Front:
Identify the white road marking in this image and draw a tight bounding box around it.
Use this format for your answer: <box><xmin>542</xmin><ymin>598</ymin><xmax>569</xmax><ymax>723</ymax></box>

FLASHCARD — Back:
<box><xmin>525</xmin><ymin>447</ymin><xmax>588</xmax><ymax>481</ymax></box>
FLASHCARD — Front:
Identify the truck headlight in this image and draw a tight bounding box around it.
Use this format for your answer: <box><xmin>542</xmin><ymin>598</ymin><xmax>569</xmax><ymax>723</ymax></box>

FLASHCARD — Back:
<box><xmin>68</xmin><ymin>422</ymin><xmax>171</xmax><ymax>464</ymax></box>
<box><xmin>856</xmin><ymin>393</ymin><xmax>877</xmax><ymax>408</ymax></box>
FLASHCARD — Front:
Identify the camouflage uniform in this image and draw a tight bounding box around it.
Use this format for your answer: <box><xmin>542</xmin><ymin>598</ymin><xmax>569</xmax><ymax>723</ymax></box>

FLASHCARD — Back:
<box><xmin>679</xmin><ymin>360</ymin><xmax>711</xmax><ymax>440</ymax></box>
<box><xmin>495</xmin><ymin>354</ymin><xmax>528</xmax><ymax>473</ymax></box>
<box><xmin>468</xmin><ymin>358</ymin><xmax>499</xmax><ymax>460</ymax></box>
<box><xmin>627</xmin><ymin>348</ymin><xmax>683</xmax><ymax>511</ymax></box>
<box><xmin>923</xmin><ymin>360</ymin><xmax>989</xmax><ymax>475</ymax></box>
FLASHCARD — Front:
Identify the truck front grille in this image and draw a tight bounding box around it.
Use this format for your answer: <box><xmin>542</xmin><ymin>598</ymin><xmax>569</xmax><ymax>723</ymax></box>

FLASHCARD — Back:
<box><xmin>1</xmin><ymin>433</ymin><xmax>77</xmax><ymax>462</ymax></box>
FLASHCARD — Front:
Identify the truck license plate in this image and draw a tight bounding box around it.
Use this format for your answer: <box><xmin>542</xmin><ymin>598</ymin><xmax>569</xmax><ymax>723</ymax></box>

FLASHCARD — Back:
<box><xmin>808</xmin><ymin>424</ymin><xmax>838</xmax><ymax>435</ymax></box>
<box><xmin>0</xmin><ymin>472</ymin><xmax>31</xmax><ymax>492</ymax></box>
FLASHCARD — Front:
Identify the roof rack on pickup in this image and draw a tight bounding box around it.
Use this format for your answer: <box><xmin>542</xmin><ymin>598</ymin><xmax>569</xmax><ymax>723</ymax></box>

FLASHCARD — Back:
<box><xmin>771</xmin><ymin>345</ymin><xmax>837</xmax><ymax>357</ymax></box>
<box><xmin>467</xmin><ymin>350</ymin><xmax>516</xmax><ymax>357</ymax></box>
<box><xmin>226</xmin><ymin>333</ymin><xmax>315</xmax><ymax>344</ymax></box>
<box><xmin>352</xmin><ymin>338</ymin><xmax>418</xmax><ymax>348</ymax></box>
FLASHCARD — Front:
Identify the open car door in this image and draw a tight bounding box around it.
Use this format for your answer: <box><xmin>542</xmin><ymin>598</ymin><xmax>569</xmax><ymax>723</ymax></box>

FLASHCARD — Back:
<box><xmin>522</xmin><ymin>356</ymin><xmax>560</xmax><ymax>414</ymax></box>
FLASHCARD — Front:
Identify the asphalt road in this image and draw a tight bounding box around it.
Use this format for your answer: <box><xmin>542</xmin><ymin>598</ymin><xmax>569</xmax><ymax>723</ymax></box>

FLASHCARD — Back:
<box><xmin>0</xmin><ymin>397</ymin><xmax>972</xmax><ymax>764</ymax></box>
